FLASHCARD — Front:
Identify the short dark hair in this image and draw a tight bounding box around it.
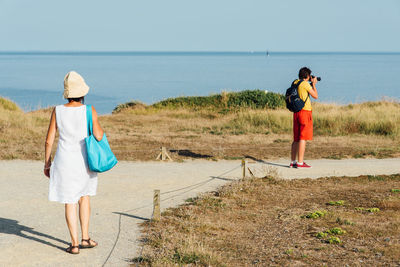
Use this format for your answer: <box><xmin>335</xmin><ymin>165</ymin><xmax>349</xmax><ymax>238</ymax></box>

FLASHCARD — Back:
<box><xmin>298</xmin><ymin>67</ymin><xmax>312</xmax><ymax>79</ymax></box>
<box><xmin>68</xmin><ymin>96</ymin><xmax>85</xmax><ymax>104</ymax></box>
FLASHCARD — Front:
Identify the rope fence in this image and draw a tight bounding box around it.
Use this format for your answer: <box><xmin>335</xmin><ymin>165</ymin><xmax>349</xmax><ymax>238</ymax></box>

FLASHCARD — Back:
<box><xmin>116</xmin><ymin>144</ymin><xmax>361</xmax><ymax>153</ymax></box>
<box><xmin>118</xmin><ymin>145</ymin><xmax>366</xmax><ymax>162</ymax></box>
<box><xmin>101</xmin><ymin>163</ymin><xmax>244</xmax><ymax>267</ymax></box>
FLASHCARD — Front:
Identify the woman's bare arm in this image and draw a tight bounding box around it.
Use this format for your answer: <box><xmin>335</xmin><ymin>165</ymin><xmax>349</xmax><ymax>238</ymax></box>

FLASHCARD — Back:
<box><xmin>44</xmin><ymin>108</ymin><xmax>57</xmax><ymax>178</ymax></box>
<box><xmin>92</xmin><ymin>106</ymin><xmax>104</xmax><ymax>141</ymax></box>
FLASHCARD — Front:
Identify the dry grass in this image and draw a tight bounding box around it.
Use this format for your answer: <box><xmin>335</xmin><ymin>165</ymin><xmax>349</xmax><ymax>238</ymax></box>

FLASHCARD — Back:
<box><xmin>1</xmin><ymin>97</ymin><xmax>400</xmax><ymax>161</ymax></box>
<box><xmin>102</xmin><ymin>101</ymin><xmax>400</xmax><ymax>161</ymax></box>
<box><xmin>0</xmin><ymin>98</ymin><xmax>53</xmax><ymax>159</ymax></box>
<box><xmin>134</xmin><ymin>174</ymin><xmax>400</xmax><ymax>266</ymax></box>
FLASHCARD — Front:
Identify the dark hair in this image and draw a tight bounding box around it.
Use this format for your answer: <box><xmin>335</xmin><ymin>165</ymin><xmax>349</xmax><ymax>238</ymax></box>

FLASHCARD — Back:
<box><xmin>67</xmin><ymin>96</ymin><xmax>85</xmax><ymax>104</ymax></box>
<box><xmin>298</xmin><ymin>67</ymin><xmax>312</xmax><ymax>79</ymax></box>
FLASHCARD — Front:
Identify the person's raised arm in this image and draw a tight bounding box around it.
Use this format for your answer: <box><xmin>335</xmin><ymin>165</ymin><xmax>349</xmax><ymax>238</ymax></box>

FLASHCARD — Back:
<box><xmin>44</xmin><ymin>108</ymin><xmax>57</xmax><ymax>178</ymax></box>
<box><xmin>308</xmin><ymin>76</ymin><xmax>318</xmax><ymax>99</ymax></box>
<box><xmin>92</xmin><ymin>106</ymin><xmax>104</xmax><ymax>141</ymax></box>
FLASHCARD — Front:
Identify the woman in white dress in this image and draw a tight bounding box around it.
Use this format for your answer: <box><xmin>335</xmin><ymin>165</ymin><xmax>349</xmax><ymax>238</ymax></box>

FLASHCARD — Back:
<box><xmin>44</xmin><ymin>71</ymin><xmax>103</xmax><ymax>254</ymax></box>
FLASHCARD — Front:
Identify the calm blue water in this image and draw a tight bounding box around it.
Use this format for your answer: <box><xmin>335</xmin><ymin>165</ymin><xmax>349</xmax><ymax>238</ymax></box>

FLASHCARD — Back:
<box><xmin>0</xmin><ymin>52</ymin><xmax>399</xmax><ymax>114</ymax></box>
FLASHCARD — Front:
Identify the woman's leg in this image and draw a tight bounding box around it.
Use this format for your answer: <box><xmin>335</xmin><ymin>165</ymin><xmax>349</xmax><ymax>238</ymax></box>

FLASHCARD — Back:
<box><xmin>65</xmin><ymin>203</ymin><xmax>79</xmax><ymax>252</ymax></box>
<box><xmin>78</xmin><ymin>196</ymin><xmax>97</xmax><ymax>246</ymax></box>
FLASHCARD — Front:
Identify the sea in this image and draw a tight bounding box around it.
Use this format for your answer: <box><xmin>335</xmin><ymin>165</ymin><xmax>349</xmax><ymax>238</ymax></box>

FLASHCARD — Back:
<box><xmin>0</xmin><ymin>52</ymin><xmax>399</xmax><ymax>114</ymax></box>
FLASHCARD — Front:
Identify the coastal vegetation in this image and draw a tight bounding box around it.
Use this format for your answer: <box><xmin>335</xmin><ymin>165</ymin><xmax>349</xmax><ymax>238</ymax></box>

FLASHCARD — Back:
<box><xmin>133</xmin><ymin>173</ymin><xmax>400</xmax><ymax>266</ymax></box>
<box><xmin>139</xmin><ymin>90</ymin><xmax>284</xmax><ymax>110</ymax></box>
<box><xmin>114</xmin><ymin>91</ymin><xmax>400</xmax><ymax>137</ymax></box>
<box><xmin>0</xmin><ymin>91</ymin><xmax>400</xmax><ymax>160</ymax></box>
<box><xmin>0</xmin><ymin>97</ymin><xmax>51</xmax><ymax>159</ymax></box>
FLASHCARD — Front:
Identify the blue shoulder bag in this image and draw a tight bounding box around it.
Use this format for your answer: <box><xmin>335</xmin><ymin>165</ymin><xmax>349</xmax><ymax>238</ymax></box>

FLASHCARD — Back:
<box><xmin>85</xmin><ymin>105</ymin><xmax>118</xmax><ymax>172</ymax></box>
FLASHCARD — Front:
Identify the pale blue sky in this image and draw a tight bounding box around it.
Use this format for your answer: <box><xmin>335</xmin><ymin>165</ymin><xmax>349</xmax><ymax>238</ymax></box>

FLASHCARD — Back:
<box><xmin>0</xmin><ymin>0</ymin><xmax>399</xmax><ymax>52</ymax></box>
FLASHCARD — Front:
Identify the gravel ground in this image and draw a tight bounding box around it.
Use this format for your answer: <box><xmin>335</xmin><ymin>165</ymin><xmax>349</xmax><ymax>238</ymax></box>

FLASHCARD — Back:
<box><xmin>0</xmin><ymin>158</ymin><xmax>399</xmax><ymax>267</ymax></box>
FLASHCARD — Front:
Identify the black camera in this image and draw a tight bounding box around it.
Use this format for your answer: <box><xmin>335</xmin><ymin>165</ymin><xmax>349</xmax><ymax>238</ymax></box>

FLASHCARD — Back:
<box><xmin>311</xmin><ymin>75</ymin><xmax>321</xmax><ymax>81</ymax></box>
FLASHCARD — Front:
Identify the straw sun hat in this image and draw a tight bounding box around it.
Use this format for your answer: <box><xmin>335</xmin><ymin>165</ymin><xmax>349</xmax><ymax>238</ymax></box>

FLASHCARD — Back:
<box><xmin>63</xmin><ymin>71</ymin><xmax>90</xmax><ymax>99</ymax></box>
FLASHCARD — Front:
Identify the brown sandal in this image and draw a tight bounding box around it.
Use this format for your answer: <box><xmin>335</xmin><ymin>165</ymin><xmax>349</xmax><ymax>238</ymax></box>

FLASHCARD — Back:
<box><xmin>80</xmin><ymin>238</ymin><xmax>98</xmax><ymax>249</ymax></box>
<box><xmin>66</xmin><ymin>245</ymin><xmax>80</xmax><ymax>254</ymax></box>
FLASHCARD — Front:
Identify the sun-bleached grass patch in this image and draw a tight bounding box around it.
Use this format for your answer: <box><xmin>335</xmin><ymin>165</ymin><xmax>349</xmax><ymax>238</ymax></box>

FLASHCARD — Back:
<box><xmin>1</xmin><ymin>96</ymin><xmax>400</xmax><ymax>160</ymax></box>
<box><xmin>134</xmin><ymin>174</ymin><xmax>400</xmax><ymax>266</ymax></box>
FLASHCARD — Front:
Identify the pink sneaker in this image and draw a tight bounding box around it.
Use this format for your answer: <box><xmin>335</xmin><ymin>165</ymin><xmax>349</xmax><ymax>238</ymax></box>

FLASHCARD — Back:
<box><xmin>289</xmin><ymin>162</ymin><xmax>297</xmax><ymax>168</ymax></box>
<box><xmin>297</xmin><ymin>162</ymin><xmax>312</xmax><ymax>168</ymax></box>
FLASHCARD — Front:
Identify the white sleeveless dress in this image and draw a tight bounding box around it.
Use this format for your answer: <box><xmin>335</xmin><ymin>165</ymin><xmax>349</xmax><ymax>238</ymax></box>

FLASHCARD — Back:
<box><xmin>49</xmin><ymin>105</ymin><xmax>98</xmax><ymax>204</ymax></box>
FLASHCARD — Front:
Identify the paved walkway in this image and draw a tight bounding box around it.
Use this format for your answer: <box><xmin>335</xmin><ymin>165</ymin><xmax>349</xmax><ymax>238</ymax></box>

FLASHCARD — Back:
<box><xmin>0</xmin><ymin>158</ymin><xmax>399</xmax><ymax>266</ymax></box>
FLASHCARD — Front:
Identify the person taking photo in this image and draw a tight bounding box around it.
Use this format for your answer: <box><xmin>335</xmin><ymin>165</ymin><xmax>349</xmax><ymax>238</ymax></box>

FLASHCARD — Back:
<box><xmin>290</xmin><ymin>67</ymin><xmax>318</xmax><ymax>168</ymax></box>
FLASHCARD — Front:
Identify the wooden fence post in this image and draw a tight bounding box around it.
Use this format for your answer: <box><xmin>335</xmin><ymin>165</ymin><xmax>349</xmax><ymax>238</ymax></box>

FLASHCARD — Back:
<box><xmin>156</xmin><ymin>147</ymin><xmax>173</xmax><ymax>161</ymax></box>
<box><xmin>153</xmin><ymin>189</ymin><xmax>161</xmax><ymax>221</ymax></box>
<box><xmin>242</xmin><ymin>159</ymin><xmax>246</xmax><ymax>179</ymax></box>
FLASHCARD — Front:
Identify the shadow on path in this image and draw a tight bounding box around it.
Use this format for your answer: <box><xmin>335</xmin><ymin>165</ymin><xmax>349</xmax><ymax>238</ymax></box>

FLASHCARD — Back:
<box><xmin>245</xmin><ymin>155</ymin><xmax>289</xmax><ymax>168</ymax></box>
<box><xmin>210</xmin><ymin>176</ymin><xmax>237</xmax><ymax>181</ymax></box>
<box><xmin>0</xmin><ymin>217</ymin><xmax>68</xmax><ymax>251</ymax></box>
<box><xmin>170</xmin><ymin>149</ymin><xmax>213</xmax><ymax>159</ymax></box>
<box><xmin>113</xmin><ymin>212</ymin><xmax>149</xmax><ymax>222</ymax></box>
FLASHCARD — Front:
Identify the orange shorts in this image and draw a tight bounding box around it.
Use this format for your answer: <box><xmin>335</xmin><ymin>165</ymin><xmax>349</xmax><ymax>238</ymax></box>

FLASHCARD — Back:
<box><xmin>293</xmin><ymin>110</ymin><xmax>313</xmax><ymax>142</ymax></box>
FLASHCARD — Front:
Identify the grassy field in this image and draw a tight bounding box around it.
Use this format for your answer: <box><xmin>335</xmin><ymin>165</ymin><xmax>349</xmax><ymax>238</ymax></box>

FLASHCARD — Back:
<box><xmin>0</xmin><ymin>91</ymin><xmax>400</xmax><ymax>161</ymax></box>
<box><xmin>1</xmin><ymin>93</ymin><xmax>400</xmax><ymax>266</ymax></box>
<box><xmin>133</xmin><ymin>173</ymin><xmax>400</xmax><ymax>266</ymax></box>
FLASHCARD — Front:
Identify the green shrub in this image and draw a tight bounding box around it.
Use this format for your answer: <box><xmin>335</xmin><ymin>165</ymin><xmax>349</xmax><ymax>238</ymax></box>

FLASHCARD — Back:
<box><xmin>328</xmin><ymin>236</ymin><xmax>341</xmax><ymax>244</ymax></box>
<box><xmin>366</xmin><ymin>208</ymin><xmax>380</xmax><ymax>213</ymax></box>
<box><xmin>113</xmin><ymin>100</ymin><xmax>147</xmax><ymax>113</ymax></box>
<box><xmin>152</xmin><ymin>90</ymin><xmax>285</xmax><ymax>110</ymax></box>
<box><xmin>303</xmin><ymin>210</ymin><xmax>327</xmax><ymax>219</ymax></box>
<box><xmin>0</xmin><ymin>97</ymin><xmax>20</xmax><ymax>112</ymax></box>
<box><xmin>316</xmin><ymin>232</ymin><xmax>328</xmax><ymax>239</ymax></box>
<box><xmin>327</xmin><ymin>227</ymin><xmax>346</xmax><ymax>235</ymax></box>
<box><xmin>336</xmin><ymin>217</ymin><xmax>355</xmax><ymax>226</ymax></box>
<box><xmin>355</xmin><ymin>207</ymin><xmax>380</xmax><ymax>213</ymax></box>
<box><xmin>226</xmin><ymin>90</ymin><xmax>285</xmax><ymax>109</ymax></box>
<box><xmin>317</xmin><ymin>227</ymin><xmax>346</xmax><ymax>242</ymax></box>
<box><xmin>327</xmin><ymin>200</ymin><xmax>345</xmax><ymax>206</ymax></box>
<box><xmin>284</xmin><ymin>249</ymin><xmax>293</xmax><ymax>255</ymax></box>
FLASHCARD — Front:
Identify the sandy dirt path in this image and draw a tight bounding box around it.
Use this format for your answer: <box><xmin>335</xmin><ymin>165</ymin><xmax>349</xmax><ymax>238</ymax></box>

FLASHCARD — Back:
<box><xmin>0</xmin><ymin>158</ymin><xmax>399</xmax><ymax>266</ymax></box>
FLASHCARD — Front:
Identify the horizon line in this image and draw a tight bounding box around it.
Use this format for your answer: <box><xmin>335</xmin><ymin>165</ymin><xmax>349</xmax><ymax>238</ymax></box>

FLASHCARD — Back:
<box><xmin>0</xmin><ymin>50</ymin><xmax>399</xmax><ymax>55</ymax></box>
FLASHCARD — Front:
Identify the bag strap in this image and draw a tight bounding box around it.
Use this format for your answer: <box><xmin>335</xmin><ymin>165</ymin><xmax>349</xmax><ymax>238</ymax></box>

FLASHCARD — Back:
<box><xmin>304</xmin><ymin>92</ymin><xmax>310</xmax><ymax>103</ymax></box>
<box><xmin>86</xmin><ymin>105</ymin><xmax>93</xmax><ymax>136</ymax></box>
<box><xmin>296</xmin><ymin>80</ymin><xmax>310</xmax><ymax>103</ymax></box>
<box><xmin>295</xmin><ymin>79</ymin><xmax>303</xmax><ymax>88</ymax></box>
